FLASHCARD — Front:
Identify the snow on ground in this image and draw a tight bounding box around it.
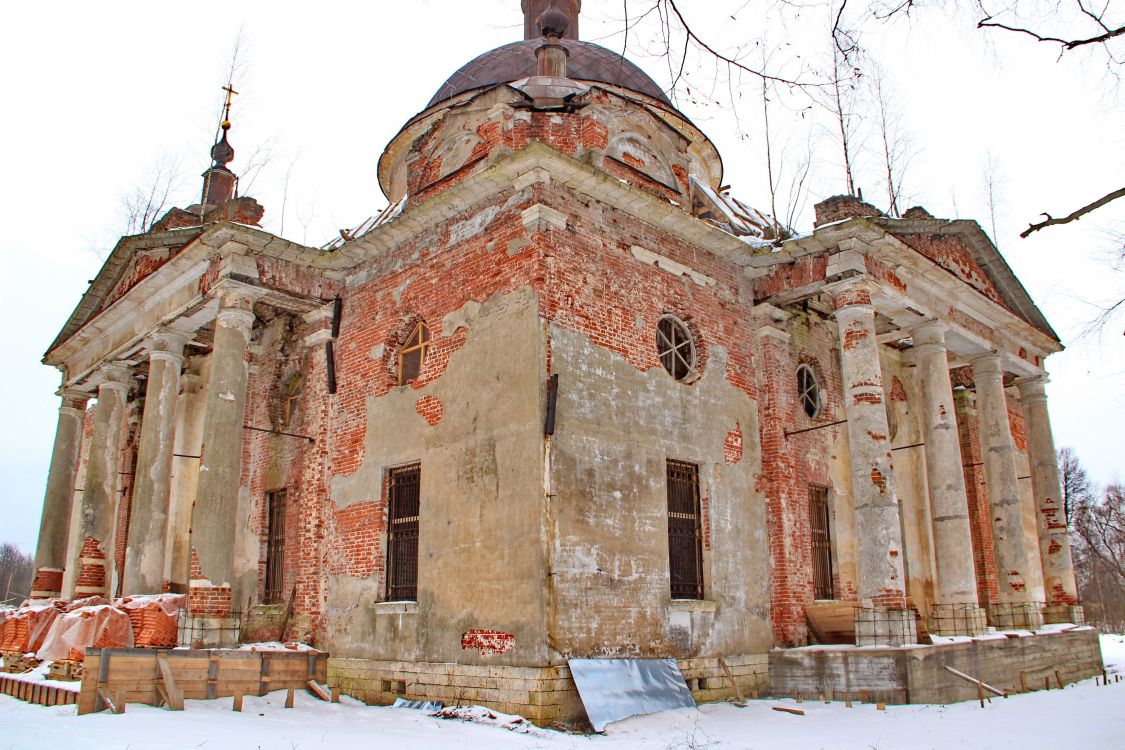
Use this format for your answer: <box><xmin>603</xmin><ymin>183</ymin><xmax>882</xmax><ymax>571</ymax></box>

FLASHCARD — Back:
<box><xmin>2</xmin><ymin>634</ymin><xmax>1122</xmax><ymax>750</ymax></box>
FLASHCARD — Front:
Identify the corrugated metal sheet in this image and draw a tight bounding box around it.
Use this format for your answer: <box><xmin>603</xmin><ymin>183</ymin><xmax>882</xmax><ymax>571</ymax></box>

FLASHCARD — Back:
<box><xmin>568</xmin><ymin>658</ymin><xmax>696</xmax><ymax>732</ymax></box>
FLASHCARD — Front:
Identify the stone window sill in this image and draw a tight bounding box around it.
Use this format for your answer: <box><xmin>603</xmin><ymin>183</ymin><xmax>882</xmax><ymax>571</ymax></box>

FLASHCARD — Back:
<box><xmin>370</xmin><ymin>600</ymin><xmax>418</xmax><ymax>614</ymax></box>
<box><xmin>668</xmin><ymin>599</ymin><xmax>718</xmax><ymax>613</ymax></box>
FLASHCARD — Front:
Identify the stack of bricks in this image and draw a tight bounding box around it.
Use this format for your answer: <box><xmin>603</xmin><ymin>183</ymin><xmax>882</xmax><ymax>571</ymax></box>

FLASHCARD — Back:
<box><xmin>62</xmin><ymin>607</ymin><xmax>132</xmax><ymax>662</ymax></box>
<box><xmin>0</xmin><ymin>603</ymin><xmax>62</xmax><ymax>655</ymax></box>
<box><xmin>117</xmin><ymin>594</ymin><xmax>185</xmax><ymax>648</ymax></box>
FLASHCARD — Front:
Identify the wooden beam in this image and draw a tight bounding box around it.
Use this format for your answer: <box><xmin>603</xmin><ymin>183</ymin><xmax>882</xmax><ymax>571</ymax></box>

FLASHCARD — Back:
<box><xmin>717</xmin><ymin>658</ymin><xmax>747</xmax><ymax>705</ymax></box>
<box><xmin>157</xmin><ymin>653</ymin><xmax>184</xmax><ymax>710</ymax></box>
<box><xmin>944</xmin><ymin>666</ymin><xmax>1007</xmax><ymax>697</ymax></box>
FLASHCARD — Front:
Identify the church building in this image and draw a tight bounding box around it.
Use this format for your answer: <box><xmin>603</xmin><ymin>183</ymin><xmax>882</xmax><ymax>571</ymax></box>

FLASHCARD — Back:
<box><xmin>28</xmin><ymin>0</ymin><xmax>1101</xmax><ymax>724</ymax></box>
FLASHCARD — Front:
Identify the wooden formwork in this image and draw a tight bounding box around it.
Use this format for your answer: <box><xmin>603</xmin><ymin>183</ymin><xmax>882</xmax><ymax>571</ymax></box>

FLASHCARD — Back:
<box><xmin>78</xmin><ymin>647</ymin><xmax>328</xmax><ymax>715</ymax></box>
<box><xmin>0</xmin><ymin>673</ymin><xmax>78</xmax><ymax>706</ymax></box>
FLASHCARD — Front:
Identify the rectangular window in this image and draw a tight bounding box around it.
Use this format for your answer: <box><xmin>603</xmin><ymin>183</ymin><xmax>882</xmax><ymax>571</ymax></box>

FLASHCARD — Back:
<box><xmin>387</xmin><ymin>464</ymin><xmax>421</xmax><ymax>601</ymax></box>
<box><xmin>667</xmin><ymin>460</ymin><xmax>704</xmax><ymax>600</ymax></box>
<box><xmin>809</xmin><ymin>485</ymin><xmax>835</xmax><ymax>600</ymax></box>
<box><xmin>264</xmin><ymin>489</ymin><xmax>287</xmax><ymax>605</ymax></box>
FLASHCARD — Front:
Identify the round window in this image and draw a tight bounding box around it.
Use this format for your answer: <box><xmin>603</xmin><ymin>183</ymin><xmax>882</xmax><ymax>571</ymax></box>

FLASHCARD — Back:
<box><xmin>657</xmin><ymin>316</ymin><xmax>696</xmax><ymax>381</ymax></box>
<box><xmin>797</xmin><ymin>364</ymin><xmax>821</xmax><ymax>418</ymax></box>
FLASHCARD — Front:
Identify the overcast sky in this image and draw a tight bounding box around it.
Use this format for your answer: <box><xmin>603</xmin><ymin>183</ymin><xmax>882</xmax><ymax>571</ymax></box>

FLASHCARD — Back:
<box><xmin>1</xmin><ymin>1</ymin><xmax>1122</xmax><ymax>556</ymax></box>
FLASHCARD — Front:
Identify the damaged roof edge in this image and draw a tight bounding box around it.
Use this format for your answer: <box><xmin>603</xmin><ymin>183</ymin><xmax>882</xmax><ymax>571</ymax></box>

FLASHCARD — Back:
<box><xmin>43</xmin><ymin>227</ymin><xmax>207</xmax><ymax>361</ymax></box>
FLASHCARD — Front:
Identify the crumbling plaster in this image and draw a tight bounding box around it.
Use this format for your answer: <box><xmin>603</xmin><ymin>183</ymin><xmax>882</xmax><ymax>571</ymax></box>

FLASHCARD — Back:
<box><xmin>323</xmin><ymin>287</ymin><xmax>549</xmax><ymax>666</ymax></box>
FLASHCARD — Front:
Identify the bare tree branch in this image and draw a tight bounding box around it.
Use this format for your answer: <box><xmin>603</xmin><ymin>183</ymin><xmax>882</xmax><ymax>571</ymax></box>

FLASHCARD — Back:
<box><xmin>978</xmin><ymin>15</ymin><xmax>1124</xmax><ymax>50</ymax></box>
<box><xmin>1020</xmin><ymin>186</ymin><xmax>1125</xmax><ymax>237</ymax></box>
<box><xmin>662</xmin><ymin>0</ymin><xmax>819</xmax><ymax>87</ymax></box>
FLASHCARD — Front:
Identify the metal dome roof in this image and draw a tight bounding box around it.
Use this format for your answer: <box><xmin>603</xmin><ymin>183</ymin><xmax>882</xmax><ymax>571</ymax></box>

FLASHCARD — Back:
<box><xmin>427</xmin><ymin>39</ymin><xmax>670</xmax><ymax>109</ymax></box>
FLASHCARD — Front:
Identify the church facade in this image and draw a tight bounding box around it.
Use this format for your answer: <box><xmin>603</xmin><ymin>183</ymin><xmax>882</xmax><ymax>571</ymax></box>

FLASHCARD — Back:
<box><xmin>29</xmin><ymin>0</ymin><xmax>1097</xmax><ymax>724</ymax></box>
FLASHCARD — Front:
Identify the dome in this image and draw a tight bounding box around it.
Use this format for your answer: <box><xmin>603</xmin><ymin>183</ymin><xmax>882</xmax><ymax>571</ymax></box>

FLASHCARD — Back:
<box><xmin>427</xmin><ymin>39</ymin><xmax>670</xmax><ymax>109</ymax></box>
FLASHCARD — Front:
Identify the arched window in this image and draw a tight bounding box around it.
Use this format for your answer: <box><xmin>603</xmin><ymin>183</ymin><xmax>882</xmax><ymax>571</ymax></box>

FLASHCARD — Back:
<box><xmin>657</xmin><ymin>315</ymin><xmax>696</xmax><ymax>381</ymax></box>
<box><xmin>398</xmin><ymin>322</ymin><xmax>430</xmax><ymax>386</ymax></box>
<box><xmin>797</xmin><ymin>364</ymin><xmax>821</xmax><ymax>419</ymax></box>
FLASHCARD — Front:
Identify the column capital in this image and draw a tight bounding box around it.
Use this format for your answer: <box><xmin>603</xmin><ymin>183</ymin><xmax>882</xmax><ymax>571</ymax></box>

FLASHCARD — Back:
<box><xmin>96</xmin><ymin>362</ymin><xmax>132</xmax><ymax>395</ymax></box>
<box><xmin>56</xmin><ymin>388</ymin><xmax>90</xmax><ymax>412</ymax></box>
<box><xmin>970</xmin><ymin>352</ymin><xmax>1004</xmax><ymax>380</ymax></box>
<box><xmin>752</xmin><ymin>303</ymin><xmax>791</xmax><ymax>342</ymax></box>
<box><xmin>1016</xmin><ymin>374</ymin><xmax>1049</xmax><ymax>402</ymax></box>
<box><xmin>911</xmin><ymin>319</ymin><xmax>947</xmax><ymax>343</ymax></box>
<box><xmin>832</xmin><ymin>278</ymin><xmax>874</xmax><ymax>313</ymax></box>
<box><xmin>145</xmin><ymin>328</ymin><xmax>190</xmax><ymax>363</ymax></box>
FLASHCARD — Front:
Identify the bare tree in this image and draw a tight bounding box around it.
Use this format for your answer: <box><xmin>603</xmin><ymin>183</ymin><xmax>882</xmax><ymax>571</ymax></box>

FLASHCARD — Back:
<box><xmin>1071</xmin><ymin>482</ymin><xmax>1125</xmax><ymax>626</ymax></box>
<box><xmin>872</xmin><ymin>68</ymin><xmax>912</xmax><ymax>216</ymax></box>
<box><xmin>0</xmin><ymin>543</ymin><xmax>34</xmax><ymax>607</ymax></box>
<box><xmin>827</xmin><ymin>40</ymin><xmax>862</xmax><ymax>197</ymax></box>
<box><xmin>1058</xmin><ymin>446</ymin><xmax>1093</xmax><ymax>527</ymax></box>
<box><xmin>121</xmin><ymin>153</ymin><xmax>182</xmax><ymax>236</ymax></box>
<box><xmin>979</xmin><ymin>151</ymin><xmax>1004</xmax><ymax>244</ymax></box>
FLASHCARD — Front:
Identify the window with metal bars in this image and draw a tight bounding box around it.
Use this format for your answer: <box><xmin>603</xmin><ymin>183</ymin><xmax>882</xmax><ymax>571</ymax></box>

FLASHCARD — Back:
<box><xmin>808</xmin><ymin>485</ymin><xmax>835</xmax><ymax>600</ymax></box>
<box><xmin>264</xmin><ymin>489</ymin><xmax>287</xmax><ymax>604</ymax></box>
<box><xmin>666</xmin><ymin>460</ymin><xmax>704</xmax><ymax>600</ymax></box>
<box><xmin>656</xmin><ymin>316</ymin><xmax>696</xmax><ymax>381</ymax></box>
<box><xmin>386</xmin><ymin>464</ymin><xmax>421</xmax><ymax>601</ymax></box>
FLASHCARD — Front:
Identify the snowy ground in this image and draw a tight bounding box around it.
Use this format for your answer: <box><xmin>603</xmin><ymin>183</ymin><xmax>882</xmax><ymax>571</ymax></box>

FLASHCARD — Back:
<box><xmin>2</xmin><ymin>635</ymin><xmax>1122</xmax><ymax>750</ymax></box>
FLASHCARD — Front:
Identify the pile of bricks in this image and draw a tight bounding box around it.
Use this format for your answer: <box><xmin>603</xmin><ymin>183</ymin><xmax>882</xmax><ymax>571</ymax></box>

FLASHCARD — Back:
<box><xmin>116</xmin><ymin>594</ymin><xmax>185</xmax><ymax>648</ymax></box>
<box><xmin>0</xmin><ymin>602</ymin><xmax>62</xmax><ymax>656</ymax></box>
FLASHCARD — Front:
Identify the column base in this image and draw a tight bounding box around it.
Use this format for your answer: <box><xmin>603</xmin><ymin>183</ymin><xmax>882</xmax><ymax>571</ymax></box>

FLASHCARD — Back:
<box><xmin>178</xmin><ymin>613</ymin><xmax>242</xmax><ymax>648</ymax></box>
<box><xmin>987</xmin><ymin>602</ymin><xmax>1044</xmax><ymax>630</ymax></box>
<box><xmin>1043</xmin><ymin>604</ymin><xmax>1085</xmax><ymax>626</ymax></box>
<box><xmin>928</xmin><ymin>603</ymin><xmax>988</xmax><ymax>637</ymax></box>
<box><xmin>855</xmin><ymin>606</ymin><xmax>917</xmax><ymax>647</ymax></box>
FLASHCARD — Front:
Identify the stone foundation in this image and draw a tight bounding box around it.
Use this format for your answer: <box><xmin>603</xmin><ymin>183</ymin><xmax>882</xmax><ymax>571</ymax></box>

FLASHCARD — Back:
<box><xmin>769</xmin><ymin>628</ymin><xmax>1102</xmax><ymax>704</ymax></box>
<box><xmin>178</xmin><ymin>614</ymin><xmax>241</xmax><ymax>648</ymax></box>
<box><xmin>988</xmin><ymin>602</ymin><xmax>1045</xmax><ymax>630</ymax></box>
<box><xmin>854</xmin><ymin>607</ymin><xmax>917</xmax><ymax>647</ymax></box>
<box><xmin>327</xmin><ymin>652</ymin><xmax>769</xmax><ymax>726</ymax></box>
<box><xmin>928</xmin><ymin>603</ymin><xmax>988</xmax><ymax>637</ymax></box>
<box><xmin>1043</xmin><ymin>604</ymin><xmax>1084</xmax><ymax>626</ymax></box>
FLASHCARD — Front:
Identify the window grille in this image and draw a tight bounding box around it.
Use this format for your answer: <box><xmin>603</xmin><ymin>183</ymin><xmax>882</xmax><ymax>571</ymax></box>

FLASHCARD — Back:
<box><xmin>667</xmin><ymin>460</ymin><xmax>704</xmax><ymax>600</ymax></box>
<box><xmin>809</xmin><ymin>485</ymin><xmax>835</xmax><ymax>600</ymax></box>
<box><xmin>398</xmin><ymin>323</ymin><xmax>430</xmax><ymax>386</ymax></box>
<box><xmin>387</xmin><ymin>464</ymin><xmax>421</xmax><ymax>601</ymax></box>
<box><xmin>657</xmin><ymin>316</ymin><xmax>696</xmax><ymax>381</ymax></box>
<box><xmin>264</xmin><ymin>489</ymin><xmax>287</xmax><ymax>604</ymax></box>
<box><xmin>797</xmin><ymin>364</ymin><xmax>821</xmax><ymax>419</ymax></box>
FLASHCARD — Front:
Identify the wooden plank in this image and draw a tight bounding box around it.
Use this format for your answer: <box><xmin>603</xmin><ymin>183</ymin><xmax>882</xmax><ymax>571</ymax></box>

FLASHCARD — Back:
<box><xmin>944</xmin><ymin>666</ymin><xmax>1007</xmax><ymax>697</ymax></box>
<box><xmin>772</xmin><ymin>706</ymin><xmax>805</xmax><ymax>716</ymax></box>
<box><xmin>306</xmin><ymin>680</ymin><xmax>331</xmax><ymax>702</ymax></box>
<box><xmin>207</xmin><ymin>655</ymin><xmax>219</xmax><ymax>700</ymax></box>
<box><xmin>97</xmin><ymin>687</ymin><xmax>121</xmax><ymax>714</ymax></box>
<box><xmin>259</xmin><ymin>653</ymin><xmax>270</xmax><ymax>697</ymax></box>
<box><xmin>717</xmin><ymin>658</ymin><xmax>747</xmax><ymax>705</ymax></box>
<box><xmin>806</xmin><ymin>602</ymin><xmax>859</xmax><ymax>645</ymax></box>
<box><xmin>157</xmin><ymin>653</ymin><xmax>184</xmax><ymax>711</ymax></box>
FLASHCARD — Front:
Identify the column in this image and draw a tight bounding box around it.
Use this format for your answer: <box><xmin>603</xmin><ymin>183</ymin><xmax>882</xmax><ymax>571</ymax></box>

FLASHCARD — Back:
<box><xmin>72</xmin><ymin>363</ymin><xmax>131</xmax><ymax>599</ymax></box>
<box><xmin>913</xmin><ymin>323</ymin><xmax>985</xmax><ymax>635</ymax></box>
<box><xmin>30</xmin><ymin>389</ymin><xmax>90</xmax><ymax>598</ymax></box>
<box><xmin>123</xmin><ymin>329</ymin><xmax>188</xmax><ymax>594</ymax></box>
<box><xmin>187</xmin><ymin>290</ymin><xmax>255</xmax><ymax>643</ymax></box>
<box><xmin>164</xmin><ymin>366</ymin><xmax>205</xmax><ymax>594</ymax></box>
<box><xmin>972</xmin><ymin>354</ymin><xmax>1044</xmax><ymax>628</ymax></box>
<box><xmin>1018</xmin><ymin>376</ymin><xmax>1082</xmax><ymax>623</ymax></box>
<box><xmin>834</xmin><ymin>281</ymin><xmax>915</xmax><ymax>646</ymax></box>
